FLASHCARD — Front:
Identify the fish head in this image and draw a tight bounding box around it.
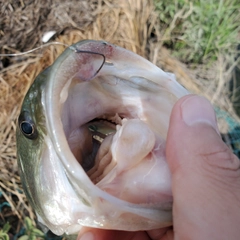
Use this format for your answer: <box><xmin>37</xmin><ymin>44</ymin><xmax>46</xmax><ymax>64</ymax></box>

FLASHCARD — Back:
<box><xmin>16</xmin><ymin>68</ymin><xmax>49</xmax><ymax>216</ymax></box>
<box><xmin>16</xmin><ymin>40</ymin><xmax>189</xmax><ymax>235</ymax></box>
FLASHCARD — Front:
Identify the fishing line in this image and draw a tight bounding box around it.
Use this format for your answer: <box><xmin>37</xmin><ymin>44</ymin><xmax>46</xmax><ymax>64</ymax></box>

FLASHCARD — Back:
<box><xmin>0</xmin><ymin>42</ymin><xmax>70</xmax><ymax>57</ymax></box>
<box><xmin>0</xmin><ymin>41</ymin><xmax>107</xmax><ymax>81</ymax></box>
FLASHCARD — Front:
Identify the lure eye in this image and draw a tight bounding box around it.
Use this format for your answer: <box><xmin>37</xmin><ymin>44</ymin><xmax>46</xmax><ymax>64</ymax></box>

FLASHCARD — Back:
<box><xmin>18</xmin><ymin>111</ymin><xmax>38</xmax><ymax>140</ymax></box>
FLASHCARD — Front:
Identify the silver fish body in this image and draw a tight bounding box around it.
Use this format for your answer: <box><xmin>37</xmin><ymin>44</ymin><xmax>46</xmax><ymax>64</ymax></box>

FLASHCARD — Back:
<box><xmin>16</xmin><ymin>40</ymin><xmax>189</xmax><ymax>235</ymax></box>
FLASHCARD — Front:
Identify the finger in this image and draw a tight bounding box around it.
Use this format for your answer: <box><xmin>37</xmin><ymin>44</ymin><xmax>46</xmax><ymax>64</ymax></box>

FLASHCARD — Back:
<box><xmin>166</xmin><ymin>95</ymin><xmax>240</xmax><ymax>240</ymax></box>
<box><xmin>77</xmin><ymin>227</ymin><xmax>150</xmax><ymax>240</ymax></box>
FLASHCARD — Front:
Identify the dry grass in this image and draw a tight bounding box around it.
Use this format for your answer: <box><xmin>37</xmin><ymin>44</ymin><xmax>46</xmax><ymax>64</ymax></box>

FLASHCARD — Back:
<box><xmin>0</xmin><ymin>0</ymin><xmax>162</xmax><ymax>234</ymax></box>
<box><xmin>0</xmin><ymin>0</ymin><xmax>239</xmax><ymax>236</ymax></box>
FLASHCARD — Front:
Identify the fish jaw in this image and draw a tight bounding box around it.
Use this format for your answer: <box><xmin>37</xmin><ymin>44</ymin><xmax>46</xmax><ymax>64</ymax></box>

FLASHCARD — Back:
<box><xmin>17</xmin><ymin>40</ymin><xmax>189</xmax><ymax>235</ymax></box>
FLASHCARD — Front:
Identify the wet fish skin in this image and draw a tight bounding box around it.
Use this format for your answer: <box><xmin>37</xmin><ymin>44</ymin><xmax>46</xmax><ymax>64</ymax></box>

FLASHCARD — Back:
<box><xmin>16</xmin><ymin>40</ymin><xmax>189</xmax><ymax>235</ymax></box>
<box><xmin>16</xmin><ymin>68</ymin><xmax>50</xmax><ymax>221</ymax></box>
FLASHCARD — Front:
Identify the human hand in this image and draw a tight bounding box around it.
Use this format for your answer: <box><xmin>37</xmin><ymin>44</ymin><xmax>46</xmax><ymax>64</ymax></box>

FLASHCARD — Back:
<box><xmin>77</xmin><ymin>95</ymin><xmax>240</xmax><ymax>240</ymax></box>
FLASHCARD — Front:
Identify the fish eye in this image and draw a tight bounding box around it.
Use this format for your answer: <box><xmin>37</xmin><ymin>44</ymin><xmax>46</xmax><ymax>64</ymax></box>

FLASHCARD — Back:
<box><xmin>18</xmin><ymin>111</ymin><xmax>38</xmax><ymax>140</ymax></box>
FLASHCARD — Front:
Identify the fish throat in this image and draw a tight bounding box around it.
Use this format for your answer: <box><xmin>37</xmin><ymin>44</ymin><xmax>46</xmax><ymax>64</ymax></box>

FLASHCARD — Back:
<box><xmin>60</xmin><ymin>74</ymin><xmax>156</xmax><ymax>187</ymax></box>
<box><xmin>81</xmin><ymin>117</ymin><xmax>121</xmax><ymax>184</ymax></box>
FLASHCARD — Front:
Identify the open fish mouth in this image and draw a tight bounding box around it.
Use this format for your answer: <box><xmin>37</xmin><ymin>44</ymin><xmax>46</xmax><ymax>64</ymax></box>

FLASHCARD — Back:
<box><xmin>16</xmin><ymin>40</ymin><xmax>189</xmax><ymax>235</ymax></box>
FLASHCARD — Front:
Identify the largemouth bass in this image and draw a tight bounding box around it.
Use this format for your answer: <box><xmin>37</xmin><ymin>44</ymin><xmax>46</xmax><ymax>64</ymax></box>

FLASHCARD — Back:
<box><xmin>16</xmin><ymin>40</ymin><xmax>189</xmax><ymax>235</ymax></box>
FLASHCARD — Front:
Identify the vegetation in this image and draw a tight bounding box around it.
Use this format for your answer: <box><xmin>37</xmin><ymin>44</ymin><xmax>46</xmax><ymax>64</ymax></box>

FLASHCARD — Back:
<box><xmin>0</xmin><ymin>218</ymin><xmax>44</xmax><ymax>240</ymax></box>
<box><xmin>1</xmin><ymin>0</ymin><xmax>239</xmax><ymax>238</ymax></box>
<box><xmin>0</xmin><ymin>222</ymin><xmax>11</xmax><ymax>240</ymax></box>
<box><xmin>154</xmin><ymin>0</ymin><xmax>240</xmax><ymax>63</ymax></box>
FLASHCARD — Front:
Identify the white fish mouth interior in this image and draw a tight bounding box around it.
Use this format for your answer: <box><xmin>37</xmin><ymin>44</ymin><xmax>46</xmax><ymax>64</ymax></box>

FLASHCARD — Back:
<box><xmin>61</xmin><ymin>75</ymin><xmax>148</xmax><ymax>180</ymax></box>
<box><xmin>59</xmin><ymin>60</ymin><xmax>174</xmax><ymax>206</ymax></box>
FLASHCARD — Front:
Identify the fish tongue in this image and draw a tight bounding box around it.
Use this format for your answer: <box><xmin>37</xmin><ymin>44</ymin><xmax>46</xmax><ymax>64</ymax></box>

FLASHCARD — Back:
<box><xmin>87</xmin><ymin>118</ymin><xmax>155</xmax><ymax>183</ymax></box>
<box><xmin>111</xmin><ymin>118</ymin><xmax>155</xmax><ymax>172</ymax></box>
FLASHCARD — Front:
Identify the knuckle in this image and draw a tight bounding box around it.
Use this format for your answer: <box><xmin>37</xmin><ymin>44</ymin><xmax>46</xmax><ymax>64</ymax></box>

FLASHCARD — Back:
<box><xmin>200</xmin><ymin>143</ymin><xmax>240</xmax><ymax>186</ymax></box>
<box><xmin>201</xmin><ymin>144</ymin><xmax>239</xmax><ymax>170</ymax></box>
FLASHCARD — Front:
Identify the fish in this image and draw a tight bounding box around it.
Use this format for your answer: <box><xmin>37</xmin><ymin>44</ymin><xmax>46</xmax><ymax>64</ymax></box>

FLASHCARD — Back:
<box><xmin>16</xmin><ymin>40</ymin><xmax>189</xmax><ymax>236</ymax></box>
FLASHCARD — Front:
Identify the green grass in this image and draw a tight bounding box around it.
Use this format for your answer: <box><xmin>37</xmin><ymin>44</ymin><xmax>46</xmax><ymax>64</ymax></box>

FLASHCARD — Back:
<box><xmin>0</xmin><ymin>218</ymin><xmax>45</xmax><ymax>240</ymax></box>
<box><xmin>154</xmin><ymin>0</ymin><xmax>240</xmax><ymax>63</ymax></box>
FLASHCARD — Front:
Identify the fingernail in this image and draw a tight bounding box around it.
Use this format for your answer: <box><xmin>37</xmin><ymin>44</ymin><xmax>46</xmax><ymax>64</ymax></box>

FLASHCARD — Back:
<box><xmin>181</xmin><ymin>95</ymin><xmax>219</xmax><ymax>132</ymax></box>
<box><xmin>79</xmin><ymin>232</ymin><xmax>95</xmax><ymax>240</ymax></box>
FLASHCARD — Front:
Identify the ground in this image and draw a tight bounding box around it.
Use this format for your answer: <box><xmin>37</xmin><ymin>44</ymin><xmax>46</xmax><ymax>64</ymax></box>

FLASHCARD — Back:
<box><xmin>0</xmin><ymin>0</ymin><xmax>239</xmax><ymax>238</ymax></box>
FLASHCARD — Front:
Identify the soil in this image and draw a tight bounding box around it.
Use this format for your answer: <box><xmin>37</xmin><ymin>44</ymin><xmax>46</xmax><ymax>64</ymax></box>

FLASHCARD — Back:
<box><xmin>0</xmin><ymin>0</ymin><xmax>239</xmax><ymax>238</ymax></box>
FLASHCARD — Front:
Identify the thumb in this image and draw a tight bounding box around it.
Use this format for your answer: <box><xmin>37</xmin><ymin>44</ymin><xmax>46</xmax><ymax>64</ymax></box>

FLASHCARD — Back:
<box><xmin>166</xmin><ymin>95</ymin><xmax>240</xmax><ymax>240</ymax></box>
